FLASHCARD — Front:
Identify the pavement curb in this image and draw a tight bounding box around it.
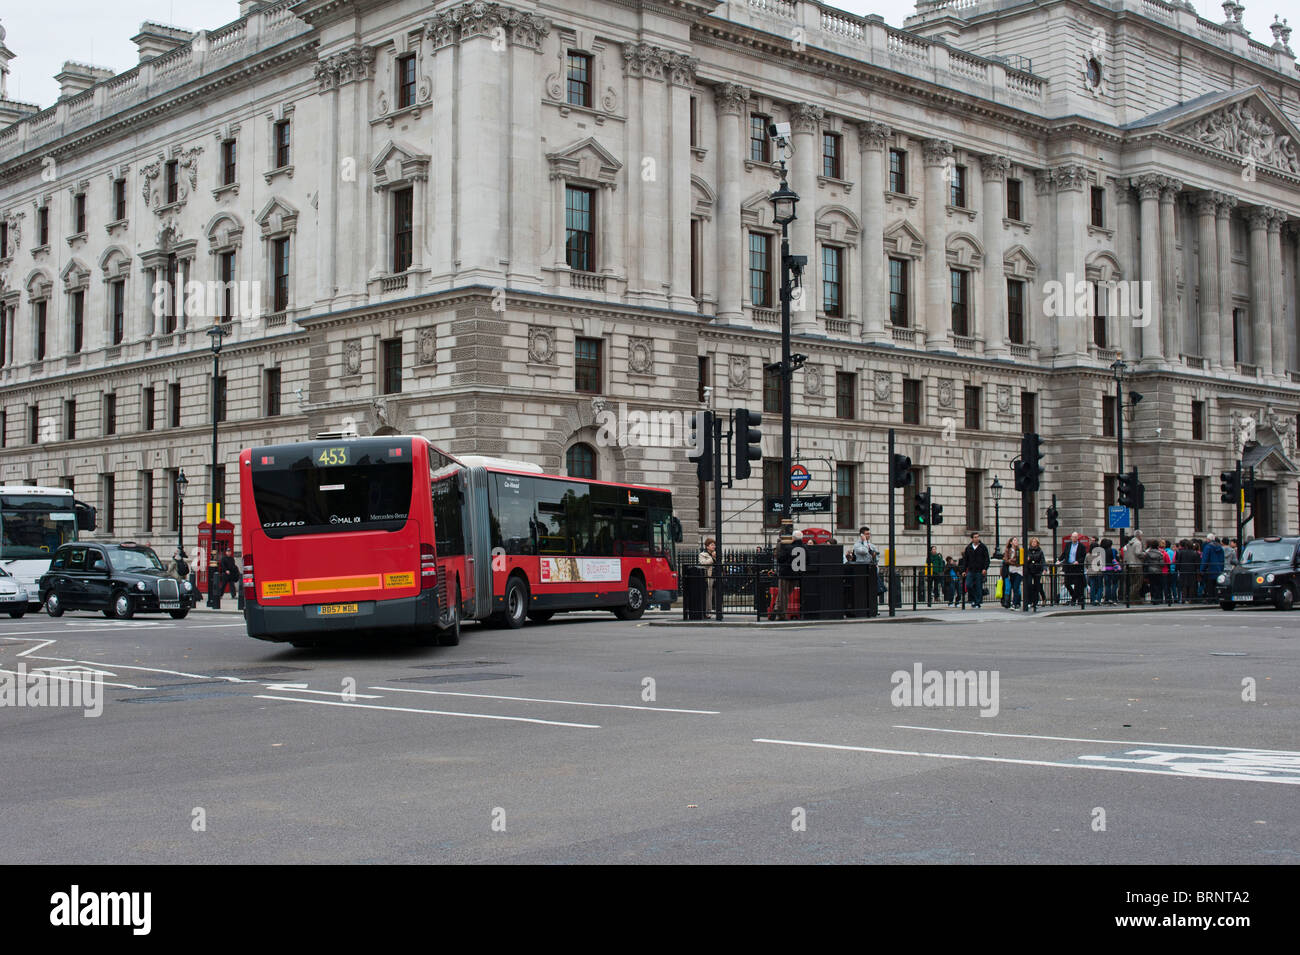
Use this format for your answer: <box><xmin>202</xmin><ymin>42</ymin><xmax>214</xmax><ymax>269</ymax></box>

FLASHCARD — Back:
<box><xmin>646</xmin><ymin>615</ymin><xmax>942</xmax><ymax>628</ymax></box>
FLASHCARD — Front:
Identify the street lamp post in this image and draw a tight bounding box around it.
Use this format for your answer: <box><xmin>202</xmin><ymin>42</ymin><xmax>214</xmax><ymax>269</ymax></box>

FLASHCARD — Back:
<box><xmin>206</xmin><ymin>323</ymin><xmax>229</xmax><ymax>609</ymax></box>
<box><xmin>991</xmin><ymin>476</ymin><xmax>1003</xmax><ymax>552</ymax></box>
<box><xmin>176</xmin><ymin>469</ymin><xmax>188</xmax><ymax>565</ymax></box>
<box><xmin>768</xmin><ymin>174</ymin><xmax>801</xmax><ymax>545</ymax></box>
<box><xmin>1111</xmin><ymin>355</ymin><xmax>1129</xmax><ymax>608</ymax></box>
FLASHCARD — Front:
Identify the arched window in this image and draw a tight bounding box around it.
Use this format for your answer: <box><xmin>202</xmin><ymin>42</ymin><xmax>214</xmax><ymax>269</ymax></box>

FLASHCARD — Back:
<box><xmin>566</xmin><ymin>443</ymin><xmax>596</xmax><ymax>479</ymax></box>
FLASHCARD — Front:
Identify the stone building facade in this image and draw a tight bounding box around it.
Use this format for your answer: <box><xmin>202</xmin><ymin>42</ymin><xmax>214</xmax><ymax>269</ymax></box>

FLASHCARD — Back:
<box><xmin>0</xmin><ymin>0</ymin><xmax>1297</xmax><ymax>563</ymax></box>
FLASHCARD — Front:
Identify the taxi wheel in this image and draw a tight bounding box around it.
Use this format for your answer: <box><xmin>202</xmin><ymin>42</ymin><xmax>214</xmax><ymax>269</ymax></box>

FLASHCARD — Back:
<box><xmin>1276</xmin><ymin>586</ymin><xmax>1294</xmax><ymax>612</ymax></box>
<box><xmin>44</xmin><ymin>592</ymin><xmax>64</xmax><ymax>617</ymax></box>
<box><xmin>112</xmin><ymin>591</ymin><xmax>135</xmax><ymax>620</ymax></box>
<box><xmin>9</xmin><ymin>610</ymin><xmax>25</xmax><ymax>619</ymax></box>
<box><xmin>169</xmin><ymin>609</ymin><xmax>190</xmax><ymax>620</ymax></box>
<box><xmin>1219</xmin><ymin>601</ymin><xmax>1235</xmax><ymax>611</ymax></box>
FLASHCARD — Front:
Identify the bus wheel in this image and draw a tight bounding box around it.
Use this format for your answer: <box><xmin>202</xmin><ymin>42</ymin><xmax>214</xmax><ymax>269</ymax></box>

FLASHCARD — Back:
<box><xmin>615</xmin><ymin>578</ymin><xmax>648</xmax><ymax>621</ymax></box>
<box><xmin>527</xmin><ymin>610</ymin><xmax>554</xmax><ymax>623</ymax></box>
<box><xmin>45</xmin><ymin>592</ymin><xmax>64</xmax><ymax>617</ymax></box>
<box><xmin>503</xmin><ymin>576</ymin><xmax>528</xmax><ymax>629</ymax></box>
<box><xmin>437</xmin><ymin>584</ymin><xmax>462</xmax><ymax>646</ymax></box>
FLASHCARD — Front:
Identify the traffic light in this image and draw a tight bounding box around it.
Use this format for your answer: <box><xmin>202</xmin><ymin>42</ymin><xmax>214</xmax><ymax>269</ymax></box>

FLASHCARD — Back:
<box><xmin>929</xmin><ymin>501</ymin><xmax>944</xmax><ymax>525</ymax></box>
<box><xmin>915</xmin><ymin>489</ymin><xmax>931</xmax><ymax>525</ymax></box>
<box><xmin>1020</xmin><ymin>432</ymin><xmax>1045</xmax><ymax>493</ymax></box>
<box><xmin>733</xmin><ymin>408</ymin><xmax>762</xmax><ymax>481</ymax></box>
<box><xmin>1013</xmin><ymin>459</ymin><xmax>1026</xmax><ymax>493</ymax></box>
<box><xmin>688</xmin><ymin>410</ymin><xmax>713</xmax><ymax>482</ymax></box>
<box><xmin>1219</xmin><ymin>469</ymin><xmax>1239</xmax><ymax>504</ymax></box>
<box><xmin>1045</xmin><ymin>504</ymin><xmax>1059</xmax><ymax>530</ymax></box>
<box><xmin>1117</xmin><ymin>469</ymin><xmax>1140</xmax><ymax>509</ymax></box>
<box><xmin>891</xmin><ymin>453</ymin><xmax>913</xmax><ymax>489</ymax></box>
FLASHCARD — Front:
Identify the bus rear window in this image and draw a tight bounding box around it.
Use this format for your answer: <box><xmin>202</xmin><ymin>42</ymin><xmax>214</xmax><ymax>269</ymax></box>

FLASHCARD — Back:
<box><xmin>250</xmin><ymin>453</ymin><xmax>413</xmax><ymax>538</ymax></box>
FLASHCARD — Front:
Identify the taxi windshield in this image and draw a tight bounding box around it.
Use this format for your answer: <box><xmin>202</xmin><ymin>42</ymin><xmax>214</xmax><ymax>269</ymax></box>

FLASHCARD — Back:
<box><xmin>1240</xmin><ymin>541</ymin><xmax>1294</xmax><ymax>564</ymax></box>
<box><xmin>110</xmin><ymin>548</ymin><xmax>164</xmax><ymax>572</ymax></box>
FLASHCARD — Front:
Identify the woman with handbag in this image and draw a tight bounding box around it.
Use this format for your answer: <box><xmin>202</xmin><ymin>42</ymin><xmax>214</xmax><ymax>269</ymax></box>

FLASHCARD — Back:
<box><xmin>1003</xmin><ymin>538</ymin><xmax>1023</xmax><ymax>609</ymax></box>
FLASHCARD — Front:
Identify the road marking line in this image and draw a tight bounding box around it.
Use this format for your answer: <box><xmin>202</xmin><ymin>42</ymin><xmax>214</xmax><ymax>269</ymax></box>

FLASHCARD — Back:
<box><xmin>893</xmin><ymin>725</ymin><xmax>1300</xmax><ymax>755</ymax></box>
<box><xmin>255</xmin><ymin>695</ymin><xmax>601</xmax><ymax>728</ymax></box>
<box><xmin>368</xmin><ymin>686</ymin><xmax>720</xmax><ymax>714</ymax></box>
<box><xmin>0</xmin><ymin>638</ymin><xmax>59</xmax><ymax>654</ymax></box>
<box><xmin>752</xmin><ymin>738</ymin><xmax>1300</xmax><ymax>785</ymax></box>
<box><xmin>0</xmin><ymin>667</ymin><xmax>148</xmax><ymax>690</ymax></box>
<box><xmin>73</xmin><ymin>661</ymin><xmax>256</xmax><ymax>683</ymax></box>
<box><xmin>264</xmin><ymin>683</ymin><xmax>382</xmax><ymax>700</ymax></box>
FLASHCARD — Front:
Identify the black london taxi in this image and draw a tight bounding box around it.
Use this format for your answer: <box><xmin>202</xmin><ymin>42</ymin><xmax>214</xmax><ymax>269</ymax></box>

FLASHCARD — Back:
<box><xmin>1217</xmin><ymin>537</ymin><xmax>1300</xmax><ymax>611</ymax></box>
<box><xmin>39</xmin><ymin>542</ymin><xmax>197</xmax><ymax>619</ymax></box>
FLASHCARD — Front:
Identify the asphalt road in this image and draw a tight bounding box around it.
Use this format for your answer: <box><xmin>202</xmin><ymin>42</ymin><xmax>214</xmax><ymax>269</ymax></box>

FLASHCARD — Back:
<box><xmin>1</xmin><ymin>605</ymin><xmax>1295</xmax><ymax>864</ymax></box>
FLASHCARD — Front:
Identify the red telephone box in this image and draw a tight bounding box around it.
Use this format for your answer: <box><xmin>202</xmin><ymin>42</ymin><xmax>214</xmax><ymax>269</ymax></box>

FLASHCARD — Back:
<box><xmin>195</xmin><ymin>518</ymin><xmax>236</xmax><ymax>591</ymax></box>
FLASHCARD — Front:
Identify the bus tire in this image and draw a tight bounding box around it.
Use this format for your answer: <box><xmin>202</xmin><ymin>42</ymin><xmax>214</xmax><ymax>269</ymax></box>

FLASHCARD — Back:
<box><xmin>615</xmin><ymin>578</ymin><xmax>648</xmax><ymax>621</ymax></box>
<box><xmin>503</xmin><ymin>576</ymin><xmax>528</xmax><ymax>629</ymax></box>
<box><xmin>527</xmin><ymin>610</ymin><xmax>554</xmax><ymax>623</ymax></box>
<box><xmin>437</xmin><ymin>584</ymin><xmax>462</xmax><ymax>646</ymax></box>
<box><xmin>44</xmin><ymin>592</ymin><xmax>64</xmax><ymax>617</ymax></box>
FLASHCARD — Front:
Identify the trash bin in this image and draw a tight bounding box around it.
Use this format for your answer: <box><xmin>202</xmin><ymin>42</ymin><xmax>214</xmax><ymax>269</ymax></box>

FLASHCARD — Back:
<box><xmin>683</xmin><ymin>565</ymin><xmax>707</xmax><ymax>620</ymax></box>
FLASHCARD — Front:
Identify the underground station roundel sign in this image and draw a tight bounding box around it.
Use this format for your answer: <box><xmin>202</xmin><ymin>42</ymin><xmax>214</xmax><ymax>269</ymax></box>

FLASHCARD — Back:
<box><xmin>790</xmin><ymin>464</ymin><xmax>811</xmax><ymax>491</ymax></box>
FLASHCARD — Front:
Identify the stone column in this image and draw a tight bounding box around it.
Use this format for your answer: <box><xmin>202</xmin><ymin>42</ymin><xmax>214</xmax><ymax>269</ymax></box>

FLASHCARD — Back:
<box><xmin>979</xmin><ymin>154</ymin><xmax>1010</xmax><ymax>358</ymax></box>
<box><xmin>857</xmin><ymin>120</ymin><xmax>890</xmax><ymax>343</ymax></box>
<box><xmin>922</xmin><ymin>138</ymin><xmax>953</xmax><ymax>349</ymax></box>
<box><xmin>507</xmin><ymin>12</ymin><xmax>548</xmax><ymax>289</ymax></box>
<box><xmin>455</xmin><ymin>13</ymin><xmax>507</xmax><ymax>284</ymax></box>
<box><xmin>1267</xmin><ymin>209</ymin><xmax>1287</xmax><ymax>379</ymax></box>
<box><xmin>1193</xmin><ymin>193</ymin><xmax>1220</xmax><ymax>370</ymax></box>
<box><xmin>428</xmin><ymin>22</ymin><xmax>456</xmax><ymax>285</ymax></box>
<box><xmin>1054</xmin><ymin>163</ymin><xmax>1090</xmax><ymax>361</ymax></box>
<box><xmin>313</xmin><ymin>57</ymin><xmax>339</xmax><ymax>306</ymax></box>
<box><xmin>789</xmin><ymin>102</ymin><xmax>823</xmax><ymax>336</ymax></box>
<box><xmin>1247</xmin><ymin>207</ymin><xmax>1271</xmax><ymax>373</ymax></box>
<box><xmin>1113</xmin><ymin>181</ymin><xmax>1137</xmax><ymax>358</ymax></box>
<box><xmin>1159</xmin><ymin>178</ymin><xmax>1182</xmax><ymax>361</ymax></box>
<box><xmin>1215</xmin><ymin>193</ymin><xmax>1236</xmax><ymax>369</ymax></box>
<box><xmin>714</xmin><ymin>82</ymin><xmax>748</xmax><ymax>324</ymax></box>
<box><xmin>1131</xmin><ymin>175</ymin><xmax>1163</xmax><ymax>366</ymax></box>
<box><xmin>667</xmin><ymin>54</ymin><xmax>698</xmax><ymax>312</ymax></box>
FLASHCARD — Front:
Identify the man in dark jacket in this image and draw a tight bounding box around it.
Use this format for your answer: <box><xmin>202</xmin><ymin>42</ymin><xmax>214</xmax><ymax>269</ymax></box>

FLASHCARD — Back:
<box><xmin>1177</xmin><ymin>540</ymin><xmax>1200</xmax><ymax>603</ymax></box>
<box><xmin>962</xmin><ymin>532</ymin><xmax>989</xmax><ymax>608</ymax></box>
<box><xmin>1199</xmin><ymin>535</ymin><xmax>1225</xmax><ymax>600</ymax></box>
<box><xmin>1059</xmin><ymin>532</ymin><xmax>1087</xmax><ymax>608</ymax></box>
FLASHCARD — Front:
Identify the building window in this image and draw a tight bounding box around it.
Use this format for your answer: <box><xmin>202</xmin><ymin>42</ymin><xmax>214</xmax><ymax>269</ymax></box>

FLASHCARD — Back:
<box><xmin>35</xmin><ymin>301</ymin><xmax>47</xmax><ymax>361</ymax></box>
<box><xmin>28</xmin><ymin>405</ymin><xmax>39</xmax><ymax>444</ymax></box>
<box><xmin>1006</xmin><ymin>178</ymin><xmax>1022</xmax><ymax>220</ymax></box>
<box><xmin>763</xmin><ymin>365</ymin><xmax>783</xmax><ymax>414</ymax></box>
<box><xmin>750</xmin><ymin>114</ymin><xmax>771</xmax><ymax>163</ymax></box>
<box><xmin>822</xmin><ymin>132</ymin><xmax>841</xmax><ymax>179</ymax></box>
<box><xmin>219</xmin><ymin>251</ymin><xmax>235</xmax><ymax>322</ymax></box>
<box><xmin>903</xmin><ymin>467</ymin><xmax>924</xmax><ymax>530</ymax></box>
<box><xmin>274</xmin><ymin>119</ymin><xmax>291</xmax><ymax>169</ymax></box>
<box><xmin>1090</xmin><ymin>186</ymin><xmax>1105</xmax><ymax>228</ymax></box>
<box><xmin>1193</xmin><ymin>476</ymin><xmax>1207</xmax><ymax>531</ymax></box>
<box><xmin>749</xmin><ymin>232</ymin><xmax>773</xmax><ymax>308</ymax></box>
<box><xmin>889</xmin><ymin>258</ymin><xmax>909</xmax><ymax>327</ymax></box>
<box><xmin>1007</xmin><ymin>279</ymin><xmax>1026</xmax><ymax>345</ymax></box>
<box><xmin>165</xmin><ymin>161</ymin><xmax>179</xmax><ymax>204</ymax></box>
<box><xmin>763</xmin><ymin>460</ymin><xmax>783</xmax><ymax>528</ymax></box>
<box><xmin>110</xmin><ymin>280</ymin><xmax>125</xmax><ymax>344</ymax></box>
<box><xmin>902</xmin><ymin>378</ymin><xmax>920</xmax><ymax>425</ymax></box>
<box><xmin>821</xmin><ymin>246</ymin><xmax>842</xmax><ymax>317</ymax></box>
<box><xmin>162</xmin><ymin>254</ymin><xmax>179</xmax><ymax>333</ymax></box>
<box><xmin>964</xmin><ymin>385</ymin><xmax>981</xmax><ymax>431</ymax></box>
<box><xmin>888</xmin><ymin>148</ymin><xmax>907</xmax><ymax>194</ymax></box>
<box><xmin>392</xmin><ymin>187</ymin><xmax>413</xmax><ymax>273</ymax></box>
<box><xmin>221</xmin><ymin>138</ymin><xmax>237</xmax><ymax>186</ymax></box>
<box><xmin>836</xmin><ymin>464</ymin><xmax>856</xmax><ymax>531</ymax></box>
<box><xmin>141</xmin><ymin>471</ymin><xmax>154</xmax><ymax>533</ymax></box>
<box><xmin>835</xmin><ymin>371</ymin><xmax>856</xmax><ymax>420</ymax></box>
<box><xmin>273</xmin><ymin>237</ymin><xmax>290</xmax><ymax>312</ymax></box>
<box><xmin>950</xmin><ymin>270</ymin><xmax>970</xmax><ymax>337</ymax></box>
<box><xmin>1191</xmin><ymin>400</ymin><xmax>1205</xmax><ymax>441</ymax></box>
<box><xmin>1093</xmin><ymin>284</ymin><xmax>1107</xmax><ymax>348</ymax></box>
<box><xmin>0</xmin><ymin>411</ymin><xmax>5</xmax><ymax>448</ymax></box>
<box><xmin>104</xmin><ymin>393</ymin><xmax>117</xmax><ymax>436</ymax></box>
<box><xmin>144</xmin><ymin>387</ymin><xmax>155</xmax><ymax>432</ymax></box>
<box><xmin>965</xmin><ymin>470</ymin><xmax>983</xmax><ymax>531</ymax></box>
<box><xmin>65</xmin><ymin>399</ymin><xmax>76</xmax><ymax>440</ymax></box>
<box><xmin>265</xmin><ymin>368</ymin><xmax>282</xmax><ymax>417</ymax></box>
<box><xmin>396</xmin><ymin>53</ymin><xmax>417</xmax><ymax>109</ymax></box>
<box><xmin>566</xmin><ymin>443</ymin><xmax>596</xmax><ymax>479</ymax></box>
<box><xmin>0</xmin><ymin>220</ymin><xmax>8</xmax><ymax>258</ymax></box>
<box><xmin>113</xmin><ymin>178</ymin><xmax>127</xmax><ymax>221</ymax></box>
<box><xmin>690</xmin><ymin>218</ymin><xmax>703</xmax><ymax>301</ymax></box>
<box><xmin>565</xmin><ymin>186</ymin><xmax>595</xmax><ymax>272</ymax></box>
<box><xmin>74</xmin><ymin>193</ymin><xmax>87</xmax><ymax>234</ymax></box>
<box><xmin>1021</xmin><ymin>392</ymin><xmax>1037</xmax><ymax>434</ymax></box>
<box><xmin>697</xmin><ymin>355</ymin><xmax>709</xmax><ymax>403</ymax></box>
<box><xmin>949</xmin><ymin>164</ymin><xmax>967</xmax><ymax>207</ymax></box>
<box><xmin>169</xmin><ymin>382</ymin><xmax>181</xmax><ymax>428</ymax></box>
<box><xmin>1102</xmin><ymin>394</ymin><xmax>1116</xmax><ymax>438</ymax></box>
<box><xmin>574</xmin><ymin>337</ymin><xmax>602</xmax><ymax>394</ymax></box>
<box><xmin>566</xmin><ymin>52</ymin><xmax>592</xmax><ymax>107</ymax></box>
<box><xmin>689</xmin><ymin>96</ymin><xmax>698</xmax><ymax>149</ymax></box>
<box><xmin>101</xmin><ymin>475</ymin><xmax>115</xmax><ymax>535</ymax></box>
<box><xmin>1232</xmin><ymin>308</ymin><xmax>1244</xmax><ymax>364</ymax></box>
<box><xmin>71</xmin><ymin>290</ymin><xmax>84</xmax><ymax>353</ymax></box>
<box><xmin>214</xmin><ymin>376</ymin><xmax>227</xmax><ymax>423</ymax></box>
<box><xmin>37</xmin><ymin>206</ymin><xmax>49</xmax><ymax>247</ymax></box>
<box><xmin>383</xmin><ymin>337</ymin><xmax>403</xmax><ymax>395</ymax></box>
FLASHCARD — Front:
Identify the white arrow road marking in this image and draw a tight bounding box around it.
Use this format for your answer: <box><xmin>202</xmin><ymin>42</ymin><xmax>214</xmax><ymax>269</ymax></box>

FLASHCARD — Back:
<box><xmin>264</xmin><ymin>682</ymin><xmax>382</xmax><ymax>700</ymax></box>
<box><xmin>0</xmin><ymin>638</ymin><xmax>59</xmax><ymax>657</ymax></box>
<box><xmin>256</xmin><ymin>694</ymin><xmax>600</xmax><ymax>728</ymax></box>
<box><xmin>369</xmin><ymin>686</ymin><xmax>719</xmax><ymax>714</ymax></box>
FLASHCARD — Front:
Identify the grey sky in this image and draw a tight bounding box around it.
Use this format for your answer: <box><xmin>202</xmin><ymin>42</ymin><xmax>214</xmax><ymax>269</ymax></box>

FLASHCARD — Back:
<box><xmin>1</xmin><ymin>1</ymin><xmax>1293</xmax><ymax>110</ymax></box>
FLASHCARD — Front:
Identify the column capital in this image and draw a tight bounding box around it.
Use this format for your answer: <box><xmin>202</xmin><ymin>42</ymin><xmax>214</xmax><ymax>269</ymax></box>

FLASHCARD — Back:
<box><xmin>1266</xmin><ymin>208</ymin><xmax>1288</xmax><ymax>233</ymax></box>
<box><xmin>1159</xmin><ymin>177</ymin><xmax>1183</xmax><ymax>201</ymax></box>
<box><xmin>713</xmin><ymin>81</ymin><xmax>750</xmax><ymax>115</ymax></box>
<box><xmin>922</xmin><ymin>138</ymin><xmax>953</xmax><ymax>166</ymax></box>
<box><xmin>1193</xmin><ymin>193</ymin><xmax>1219</xmax><ymax>217</ymax></box>
<box><xmin>978</xmin><ymin>154</ymin><xmax>1011</xmax><ymax>181</ymax></box>
<box><xmin>1131</xmin><ymin>173</ymin><xmax>1163</xmax><ymax>200</ymax></box>
<box><xmin>1247</xmin><ymin>206</ymin><xmax>1272</xmax><ymax>230</ymax></box>
<box><xmin>1213</xmin><ymin>192</ymin><xmax>1238</xmax><ymax>217</ymax></box>
<box><xmin>1051</xmin><ymin>163</ymin><xmax>1089</xmax><ymax>192</ymax></box>
<box><xmin>789</xmin><ymin>103</ymin><xmax>825</xmax><ymax>134</ymax></box>
<box><xmin>314</xmin><ymin>44</ymin><xmax>377</xmax><ymax>92</ymax></box>
<box><xmin>1034</xmin><ymin>169</ymin><xmax>1055</xmax><ymax>196</ymax></box>
<box><xmin>855</xmin><ymin>120</ymin><xmax>892</xmax><ymax>152</ymax></box>
<box><xmin>622</xmin><ymin>42</ymin><xmax>695</xmax><ymax>84</ymax></box>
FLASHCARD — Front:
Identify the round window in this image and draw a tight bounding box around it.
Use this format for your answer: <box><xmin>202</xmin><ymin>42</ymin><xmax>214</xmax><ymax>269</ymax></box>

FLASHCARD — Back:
<box><xmin>1086</xmin><ymin>57</ymin><xmax>1103</xmax><ymax>88</ymax></box>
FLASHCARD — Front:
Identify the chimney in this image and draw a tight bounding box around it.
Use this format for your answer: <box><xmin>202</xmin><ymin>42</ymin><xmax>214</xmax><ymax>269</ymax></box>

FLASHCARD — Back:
<box><xmin>55</xmin><ymin>61</ymin><xmax>115</xmax><ymax>99</ymax></box>
<box><xmin>132</xmin><ymin>22</ymin><xmax>195</xmax><ymax>63</ymax></box>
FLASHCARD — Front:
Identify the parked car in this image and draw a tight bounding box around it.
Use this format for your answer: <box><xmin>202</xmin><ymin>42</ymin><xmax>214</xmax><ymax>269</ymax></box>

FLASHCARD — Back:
<box><xmin>39</xmin><ymin>542</ymin><xmax>197</xmax><ymax>619</ymax></box>
<box><xmin>0</xmin><ymin>566</ymin><xmax>30</xmax><ymax>617</ymax></box>
<box><xmin>1216</xmin><ymin>537</ymin><xmax>1299</xmax><ymax>611</ymax></box>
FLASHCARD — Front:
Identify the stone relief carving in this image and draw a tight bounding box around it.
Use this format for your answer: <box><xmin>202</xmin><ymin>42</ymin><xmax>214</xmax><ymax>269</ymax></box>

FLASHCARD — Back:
<box><xmin>315</xmin><ymin>46</ymin><xmax>377</xmax><ymax>92</ymax></box>
<box><xmin>804</xmin><ymin>365</ymin><xmax>823</xmax><ymax>397</ymax></box>
<box><xmin>996</xmin><ymin>385</ymin><xmax>1013</xmax><ymax>415</ymax></box>
<box><xmin>628</xmin><ymin>337</ymin><xmax>654</xmax><ymax>375</ymax></box>
<box><xmin>141</xmin><ymin>147</ymin><xmax>203</xmax><ymax>209</ymax></box>
<box><xmin>527</xmin><ymin>325</ymin><xmax>555</xmax><ymax>364</ymax></box>
<box><xmin>1175</xmin><ymin>101</ymin><xmax>1300</xmax><ymax>174</ymax></box>
<box><xmin>873</xmin><ymin>370</ymin><xmax>892</xmax><ymax>402</ymax></box>
<box><xmin>417</xmin><ymin>326</ymin><xmax>436</xmax><ymax>366</ymax></box>
<box><xmin>1</xmin><ymin>211</ymin><xmax>22</xmax><ymax>256</ymax></box>
<box><xmin>427</xmin><ymin>3</ymin><xmax>549</xmax><ymax>52</ymax></box>
<box><xmin>344</xmin><ymin>339</ymin><xmax>362</xmax><ymax>376</ymax></box>
<box><xmin>1230</xmin><ymin>411</ymin><xmax>1256</xmax><ymax>456</ymax></box>
<box><xmin>728</xmin><ymin>354</ymin><xmax>748</xmax><ymax>388</ymax></box>
<box><xmin>937</xmin><ymin>379</ymin><xmax>954</xmax><ymax>409</ymax></box>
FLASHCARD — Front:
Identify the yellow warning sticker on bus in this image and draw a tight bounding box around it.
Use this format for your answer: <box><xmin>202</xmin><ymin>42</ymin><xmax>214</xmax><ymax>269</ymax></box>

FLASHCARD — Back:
<box><xmin>262</xmin><ymin>580</ymin><xmax>293</xmax><ymax>598</ymax></box>
<box><xmin>384</xmin><ymin>572</ymin><xmax>415</xmax><ymax>588</ymax></box>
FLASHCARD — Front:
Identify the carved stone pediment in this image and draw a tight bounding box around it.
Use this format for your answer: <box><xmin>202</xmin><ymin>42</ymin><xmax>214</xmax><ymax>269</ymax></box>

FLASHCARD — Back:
<box><xmin>1171</xmin><ymin>99</ymin><xmax>1300</xmax><ymax>174</ymax></box>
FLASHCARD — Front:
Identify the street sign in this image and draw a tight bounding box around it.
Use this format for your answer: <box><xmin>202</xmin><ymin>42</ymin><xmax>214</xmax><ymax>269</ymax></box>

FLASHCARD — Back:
<box><xmin>766</xmin><ymin>495</ymin><xmax>830</xmax><ymax>514</ymax></box>
<box><xmin>790</xmin><ymin>464</ymin><xmax>811</xmax><ymax>491</ymax></box>
<box><xmin>1107</xmin><ymin>505</ymin><xmax>1131</xmax><ymax>529</ymax></box>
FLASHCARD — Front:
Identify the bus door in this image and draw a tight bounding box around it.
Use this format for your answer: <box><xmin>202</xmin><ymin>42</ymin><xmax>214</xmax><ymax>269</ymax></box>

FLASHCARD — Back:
<box><xmin>462</xmin><ymin>466</ymin><xmax>494</xmax><ymax>621</ymax></box>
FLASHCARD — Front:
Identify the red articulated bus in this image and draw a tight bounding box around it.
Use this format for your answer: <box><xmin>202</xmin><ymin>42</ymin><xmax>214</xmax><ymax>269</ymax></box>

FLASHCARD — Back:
<box><xmin>239</xmin><ymin>435</ymin><xmax>681</xmax><ymax>645</ymax></box>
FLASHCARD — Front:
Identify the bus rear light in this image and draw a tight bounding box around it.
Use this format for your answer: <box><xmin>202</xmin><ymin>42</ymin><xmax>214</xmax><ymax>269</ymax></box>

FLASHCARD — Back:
<box><xmin>420</xmin><ymin>544</ymin><xmax>437</xmax><ymax>589</ymax></box>
<box><xmin>242</xmin><ymin>553</ymin><xmax>254</xmax><ymax>590</ymax></box>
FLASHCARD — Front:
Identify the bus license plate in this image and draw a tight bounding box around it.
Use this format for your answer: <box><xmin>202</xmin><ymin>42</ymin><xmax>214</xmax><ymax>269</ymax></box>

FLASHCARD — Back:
<box><xmin>319</xmin><ymin>603</ymin><xmax>358</xmax><ymax>615</ymax></box>
<box><xmin>1232</xmin><ymin>594</ymin><xmax>1254</xmax><ymax>602</ymax></box>
<box><xmin>160</xmin><ymin>601</ymin><xmax>180</xmax><ymax>610</ymax></box>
